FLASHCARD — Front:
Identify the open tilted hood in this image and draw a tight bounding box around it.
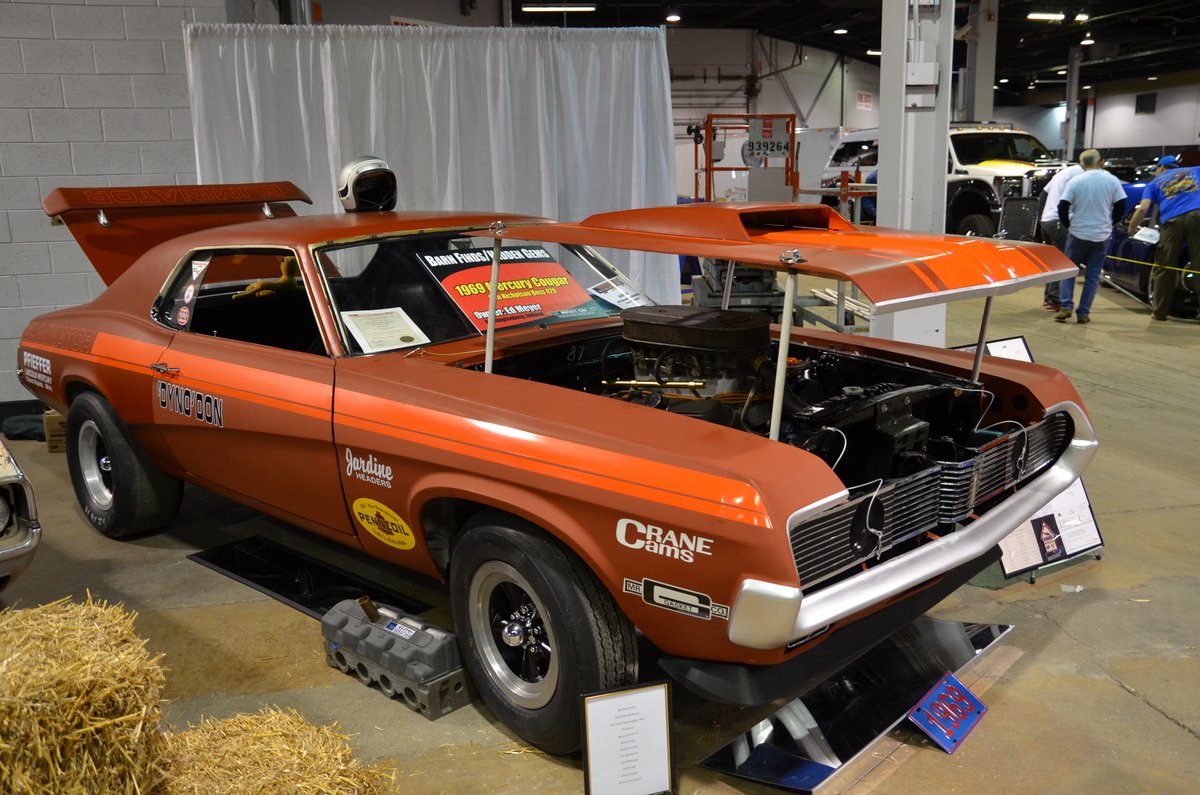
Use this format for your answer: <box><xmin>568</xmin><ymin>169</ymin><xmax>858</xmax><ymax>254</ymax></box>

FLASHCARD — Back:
<box><xmin>475</xmin><ymin>202</ymin><xmax>1077</xmax><ymax>315</ymax></box>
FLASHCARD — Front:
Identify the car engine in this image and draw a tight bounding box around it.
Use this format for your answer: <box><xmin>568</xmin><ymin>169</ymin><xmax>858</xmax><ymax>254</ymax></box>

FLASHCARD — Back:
<box><xmin>611</xmin><ymin>306</ymin><xmax>981</xmax><ymax>486</ymax></box>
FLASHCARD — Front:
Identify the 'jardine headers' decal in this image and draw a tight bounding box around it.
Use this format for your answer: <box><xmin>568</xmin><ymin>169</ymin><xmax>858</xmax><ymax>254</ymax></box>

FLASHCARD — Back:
<box><xmin>417</xmin><ymin>246</ymin><xmax>611</xmax><ymax>332</ymax></box>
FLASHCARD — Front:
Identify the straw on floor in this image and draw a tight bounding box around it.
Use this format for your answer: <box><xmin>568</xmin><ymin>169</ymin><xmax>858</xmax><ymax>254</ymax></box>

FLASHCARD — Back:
<box><xmin>0</xmin><ymin>596</ymin><xmax>167</xmax><ymax>795</ymax></box>
<box><xmin>160</xmin><ymin>706</ymin><xmax>393</xmax><ymax>795</ymax></box>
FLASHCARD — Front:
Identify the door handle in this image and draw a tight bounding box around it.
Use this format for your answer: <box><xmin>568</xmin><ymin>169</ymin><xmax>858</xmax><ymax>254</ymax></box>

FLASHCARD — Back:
<box><xmin>150</xmin><ymin>362</ymin><xmax>180</xmax><ymax>374</ymax></box>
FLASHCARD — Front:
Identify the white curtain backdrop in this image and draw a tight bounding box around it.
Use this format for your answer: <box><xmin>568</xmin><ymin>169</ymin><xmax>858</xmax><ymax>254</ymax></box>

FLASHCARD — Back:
<box><xmin>184</xmin><ymin>23</ymin><xmax>679</xmax><ymax>303</ymax></box>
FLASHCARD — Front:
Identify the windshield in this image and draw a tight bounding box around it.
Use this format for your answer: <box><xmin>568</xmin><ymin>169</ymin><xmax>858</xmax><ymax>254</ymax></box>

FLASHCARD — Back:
<box><xmin>315</xmin><ymin>232</ymin><xmax>652</xmax><ymax>355</ymax></box>
<box><xmin>952</xmin><ymin>133</ymin><xmax>1053</xmax><ymax>165</ymax></box>
<box><xmin>829</xmin><ymin>139</ymin><xmax>878</xmax><ymax>169</ymax></box>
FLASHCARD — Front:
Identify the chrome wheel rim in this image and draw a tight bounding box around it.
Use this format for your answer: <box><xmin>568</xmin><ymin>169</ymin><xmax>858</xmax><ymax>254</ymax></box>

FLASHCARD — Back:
<box><xmin>78</xmin><ymin>419</ymin><xmax>114</xmax><ymax>511</ymax></box>
<box><xmin>468</xmin><ymin>560</ymin><xmax>558</xmax><ymax>709</ymax></box>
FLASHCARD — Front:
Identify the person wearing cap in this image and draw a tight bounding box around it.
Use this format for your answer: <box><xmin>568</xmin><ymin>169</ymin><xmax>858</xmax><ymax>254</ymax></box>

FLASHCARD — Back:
<box><xmin>1054</xmin><ymin>149</ymin><xmax>1127</xmax><ymax>324</ymax></box>
<box><xmin>1127</xmin><ymin>155</ymin><xmax>1200</xmax><ymax>321</ymax></box>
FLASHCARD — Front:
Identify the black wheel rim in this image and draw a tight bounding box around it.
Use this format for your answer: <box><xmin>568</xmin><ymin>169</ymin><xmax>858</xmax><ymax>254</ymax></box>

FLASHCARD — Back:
<box><xmin>468</xmin><ymin>560</ymin><xmax>558</xmax><ymax>709</ymax></box>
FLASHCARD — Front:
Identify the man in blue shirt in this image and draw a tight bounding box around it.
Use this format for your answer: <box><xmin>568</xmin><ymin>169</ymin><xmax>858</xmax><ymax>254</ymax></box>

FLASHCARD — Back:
<box><xmin>1055</xmin><ymin>149</ymin><xmax>1126</xmax><ymax>324</ymax></box>
<box><xmin>1127</xmin><ymin>155</ymin><xmax>1200</xmax><ymax>321</ymax></box>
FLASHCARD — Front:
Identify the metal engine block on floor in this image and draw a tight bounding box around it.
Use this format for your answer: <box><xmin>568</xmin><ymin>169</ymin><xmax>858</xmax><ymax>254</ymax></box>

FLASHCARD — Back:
<box><xmin>322</xmin><ymin>597</ymin><xmax>471</xmax><ymax>720</ymax></box>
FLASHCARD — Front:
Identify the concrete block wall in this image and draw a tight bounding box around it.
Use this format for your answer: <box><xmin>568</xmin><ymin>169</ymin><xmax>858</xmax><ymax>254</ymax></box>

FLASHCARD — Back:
<box><xmin>0</xmin><ymin>1</ymin><xmax>226</xmax><ymax>403</ymax></box>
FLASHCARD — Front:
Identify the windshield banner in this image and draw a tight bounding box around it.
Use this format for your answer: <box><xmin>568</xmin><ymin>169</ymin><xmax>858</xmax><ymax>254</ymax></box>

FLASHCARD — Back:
<box><xmin>417</xmin><ymin>246</ymin><xmax>608</xmax><ymax>331</ymax></box>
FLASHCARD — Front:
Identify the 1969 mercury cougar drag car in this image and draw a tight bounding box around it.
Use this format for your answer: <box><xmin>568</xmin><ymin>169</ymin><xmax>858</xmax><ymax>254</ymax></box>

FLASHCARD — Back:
<box><xmin>17</xmin><ymin>181</ymin><xmax>1094</xmax><ymax>753</ymax></box>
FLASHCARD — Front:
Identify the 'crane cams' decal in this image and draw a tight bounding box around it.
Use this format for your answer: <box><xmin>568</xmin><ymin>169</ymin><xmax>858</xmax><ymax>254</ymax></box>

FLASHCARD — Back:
<box><xmin>352</xmin><ymin>498</ymin><xmax>415</xmax><ymax>550</ymax></box>
<box><xmin>623</xmin><ymin>578</ymin><xmax>729</xmax><ymax>621</ymax></box>
<box><xmin>615</xmin><ymin>517</ymin><xmax>713</xmax><ymax>563</ymax></box>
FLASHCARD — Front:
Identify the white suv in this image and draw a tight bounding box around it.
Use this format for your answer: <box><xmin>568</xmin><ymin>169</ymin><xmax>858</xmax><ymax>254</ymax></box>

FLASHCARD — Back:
<box><xmin>821</xmin><ymin>123</ymin><xmax>1066</xmax><ymax>236</ymax></box>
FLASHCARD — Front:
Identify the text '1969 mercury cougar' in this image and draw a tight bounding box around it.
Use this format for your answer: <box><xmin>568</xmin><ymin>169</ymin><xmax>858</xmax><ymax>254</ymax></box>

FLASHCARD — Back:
<box><xmin>17</xmin><ymin>178</ymin><xmax>1094</xmax><ymax>753</ymax></box>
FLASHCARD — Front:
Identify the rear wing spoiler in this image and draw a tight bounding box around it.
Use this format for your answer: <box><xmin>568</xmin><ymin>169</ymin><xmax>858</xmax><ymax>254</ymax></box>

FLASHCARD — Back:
<box><xmin>43</xmin><ymin>182</ymin><xmax>312</xmax><ymax>286</ymax></box>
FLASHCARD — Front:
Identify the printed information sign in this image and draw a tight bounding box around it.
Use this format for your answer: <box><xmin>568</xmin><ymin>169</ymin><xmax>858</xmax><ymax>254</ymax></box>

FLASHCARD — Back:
<box><xmin>417</xmin><ymin>246</ymin><xmax>612</xmax><ymax>331</ymax></box>
<box><xmin>583</xmin><ymin>682</ymin><xmax>673</xmax><ymax>795</ymax></box>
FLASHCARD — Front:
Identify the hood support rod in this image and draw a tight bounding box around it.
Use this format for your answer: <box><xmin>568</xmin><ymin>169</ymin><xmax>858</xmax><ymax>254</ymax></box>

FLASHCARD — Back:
<box><xmin>484</xmin><ymin>231</ymin><xmax>503</xmax><ymax>374</ymax></box>
<box><xmin>770</xmin><ymin>258</ymin><xmax>803</xmax><ymax>440</ymax></box>
<box><xmin>970</xmin><ymin>295</ymin><xmax>994</xmax><ymax>383</ymax></box>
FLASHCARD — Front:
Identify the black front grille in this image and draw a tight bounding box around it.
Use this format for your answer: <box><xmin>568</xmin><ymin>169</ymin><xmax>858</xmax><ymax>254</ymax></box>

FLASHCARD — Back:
<box><xmin>789</xmin><ymin>412</ymin><xmax>1072</xmax><ymax>589</ymax></box>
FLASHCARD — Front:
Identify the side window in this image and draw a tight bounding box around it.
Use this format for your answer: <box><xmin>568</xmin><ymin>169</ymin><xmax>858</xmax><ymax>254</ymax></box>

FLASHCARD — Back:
<box><xmin>156</xmin><ymin>248</ymin><xmax>323</xmax><ymax>355</ymax></box>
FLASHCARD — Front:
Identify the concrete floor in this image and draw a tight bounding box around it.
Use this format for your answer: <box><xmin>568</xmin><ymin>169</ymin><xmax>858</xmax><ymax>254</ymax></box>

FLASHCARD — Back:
<box><xmin>3</xmin><ymin>281</ymin><xmax>1199</xmax><ymax>794</ymax></box>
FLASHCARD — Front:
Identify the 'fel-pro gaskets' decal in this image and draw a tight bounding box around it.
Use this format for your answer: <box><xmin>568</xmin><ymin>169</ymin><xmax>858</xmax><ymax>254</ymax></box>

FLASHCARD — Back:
<box><xmin>624</xmin><ymin>577</ymin><xmax>728</xmax><ymax>621</ymax></box>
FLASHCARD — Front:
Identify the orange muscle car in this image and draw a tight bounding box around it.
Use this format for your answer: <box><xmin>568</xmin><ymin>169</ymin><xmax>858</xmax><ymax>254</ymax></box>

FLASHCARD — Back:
<box><xmin>17</xmin><ymin>183</ymin><xmax>1094</xmax><ymax>753</ymax></box>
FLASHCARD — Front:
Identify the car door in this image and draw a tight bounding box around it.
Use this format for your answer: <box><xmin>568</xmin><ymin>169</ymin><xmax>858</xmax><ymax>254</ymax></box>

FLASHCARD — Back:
<box><xmin>150</xmin><ymin>246</ymin><xmax>351</xmax><ymax>537</ymax></box>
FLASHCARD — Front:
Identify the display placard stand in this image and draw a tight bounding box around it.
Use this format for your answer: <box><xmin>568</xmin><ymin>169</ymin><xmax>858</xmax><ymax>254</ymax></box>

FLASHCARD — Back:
<box><xmin>951</xmin><ymin>336</ymin><xmax>1104</xmax><ymax>586</ymax></box>
<box><xmin>581</xmin><ymin>681</ymin><xmax>674</xmax><ymax>795</ymax></box>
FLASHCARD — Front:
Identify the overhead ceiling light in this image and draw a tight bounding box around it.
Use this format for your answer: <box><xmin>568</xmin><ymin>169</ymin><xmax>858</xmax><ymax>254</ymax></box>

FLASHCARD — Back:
<box><xmin>833</xmin><ymin>28</ymin><xmax>848</xmax><ymax>35</ymax></box>
<box><xmin>521</xmin><ymin>3</ymin><xmax>596</xmax><ymax>11</ymax></box>
<box><xmin>665</xmin><ymin>11</ymin><xmax>681</xmax><ymax>22</ymax></box>
<box><xmin>1075</xmin><ymin>13</ymin><xmax>1090</xmax><ymax>21</ymax></box>
<box><xmin>999</xmin><ymin>77</ymin><xmax>1009</xmax><ymax>83</ymax></box>
<box><xmin>1148</xmin><ymin>76</ymin><xmax>1158</xmax><ymax>80</ymax></box>
<box><xmin>1080</xmin><ymin>34</ymin><xmax>1095</xmax><ymax>45</ymax></box>
<box><xmin>1057</xmin><ymin>70</ymin><xmax>1067</xmax><ymax>75</ymax></box>
<box><xmin>993</xmin><ymin>84</ymin><xmax>999</xmax><ymax>89</ymax></box>
<box><xmin>1082</xmin><ymin>84</ymin><xmax>1092</xmax><ymax>89</ymax></box>
<box><xmin>1028</xmin><ymin>83</ymin><xmax>1036</xmax><ymax>89</ymax></box>
<box><xmin>866</xmin><ymin>49</ymin><xmax>881</xmax><ymax>56</ymax></box>
<box><xmin>1027</xmin><ymin>12</ymin><xmax>1066</xmax><ymax>21</ymax></box>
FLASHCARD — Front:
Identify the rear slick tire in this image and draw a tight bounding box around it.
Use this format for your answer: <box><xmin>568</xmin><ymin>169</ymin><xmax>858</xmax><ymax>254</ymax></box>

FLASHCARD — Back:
<box><xmin>66</xmin><ymin>391</ymin><xmax>182</xmax><ymax>538</ymax></box>
<box><xmin>449</xmin><ymin>517</ymin><xmax>637</xmax><ymax>755</ymax></box>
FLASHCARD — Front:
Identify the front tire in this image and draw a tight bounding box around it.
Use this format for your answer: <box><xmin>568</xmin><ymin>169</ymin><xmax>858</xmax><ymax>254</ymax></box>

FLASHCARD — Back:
<box><xmin>66</xmin><ymin>392</ymin><xmax>182</xmax><ymax>538</ymax></box>
<box><xmin>956</xmin><ymin>213</ymin><xmax>997</xmax><ymax>237</ymax></box>
<box><xmin>449</xmin><ymin>516</ymin><xmax>637</xmax><ymax>755</ymax></box>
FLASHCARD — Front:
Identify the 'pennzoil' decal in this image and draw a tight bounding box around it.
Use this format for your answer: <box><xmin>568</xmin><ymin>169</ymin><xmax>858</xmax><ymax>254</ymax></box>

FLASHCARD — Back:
<box><xmin>352</xmin><ymin>498</ymin><xmax>414</xmax><ymax>550</ymax></box>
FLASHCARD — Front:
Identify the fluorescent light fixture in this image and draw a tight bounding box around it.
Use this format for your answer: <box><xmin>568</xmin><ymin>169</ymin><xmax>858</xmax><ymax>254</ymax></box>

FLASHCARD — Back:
<box><xmin>1148</xmin><ymin>76</ymin><xmax>1158</xmax><ymax>80</ymax></box>
<box><xmin>1082</xmin><ymin>84</ymin><xmax>1092</xmax><ymax>89</ymax></box>
<box><xmin>1081</xmin><ymin>34</ymin><xmax>1095</xmax><ymax>45</ymax></box>
<box><xmin>1057</xmin><ymin>69</ymin><xmax>1067</xmax><ymax>75</ymax></box>
<box><xmin>866</xmin><ymin>49</ymin><xmax>881</xmax><ymax>56</ymax></box>
<box><xmin>1027</xmin><ymin>12</ymin><xmax>1065</xmax><ymax>21</ymax></box>
<box><xmin>834</xmin><ymin>28</ymin><xmax>848</xmax><ymax>35</ymax></box>
<box><xmin>999</xmin><ymin>77</ymin><xmax>1009</xmax><ymax>83</ymax></box>
<box><xmin>1075</xmin><ymin>13</ymin><xmax>1090</xmax><ymax>21</ymax></box>
<box><xmin>521</xmin><ymin>3</ymin><xmax>596</xmax><ymax>11</ymax></box>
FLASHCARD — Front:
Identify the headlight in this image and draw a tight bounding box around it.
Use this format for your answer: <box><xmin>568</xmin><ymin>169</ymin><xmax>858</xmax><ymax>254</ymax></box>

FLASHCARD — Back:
<box><xmin>994</xmin><ymin>176</ymin><xmax>1025</xmax><ymax>200</ymax></box>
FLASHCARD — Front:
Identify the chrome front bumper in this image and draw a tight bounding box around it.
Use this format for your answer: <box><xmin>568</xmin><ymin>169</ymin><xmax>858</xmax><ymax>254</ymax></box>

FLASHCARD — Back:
<box><xmin>0</xmin><ymin>442</ymin><xmax>41</xmax><ymax>584</ymax></box>
<box><xmin>728</xmin><ymin>400</ymin><xmax>1097</xmax><ymax>650</ymax></box>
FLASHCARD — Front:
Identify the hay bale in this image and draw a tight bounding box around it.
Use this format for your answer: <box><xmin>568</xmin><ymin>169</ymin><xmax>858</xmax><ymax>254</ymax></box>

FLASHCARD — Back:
<box><xmin>161</xmin><ymin>707</ymin><xmax>393</xmax><ymax>795</ymax></box>
<box><xmin>0</xmin><ymin>596</ymin><xmax>167</xmax><ymax>795</ymax></box>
